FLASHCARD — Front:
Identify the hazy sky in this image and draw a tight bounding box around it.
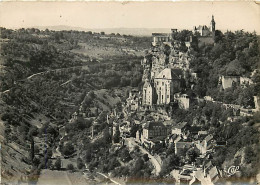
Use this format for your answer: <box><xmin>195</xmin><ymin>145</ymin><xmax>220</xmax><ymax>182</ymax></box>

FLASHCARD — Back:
<box><xmin>0</xmin><ymin>1</ymin><xmax>260</xmax><ymax>33</ymax></box>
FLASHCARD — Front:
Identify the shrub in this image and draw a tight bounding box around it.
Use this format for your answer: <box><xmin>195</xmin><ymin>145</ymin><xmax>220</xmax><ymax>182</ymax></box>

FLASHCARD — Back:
<box><xmin>67</xmin><ymin>163</ymin><xmax>74</xmax><ymax>171</ymax></box>
<box><xmin>54</xmin><ymin>158</ymin><xmax>61</xmax><ymax>170</ymax></box>
<box><xmin>77</xmin><ymin>158</ymin><xmax>84</xmax><ymax>169</ymax></box>
<box><xmin>62</xmin><ymin>142</ymin><xmax>75</xmax><ymax>156</ymax></box>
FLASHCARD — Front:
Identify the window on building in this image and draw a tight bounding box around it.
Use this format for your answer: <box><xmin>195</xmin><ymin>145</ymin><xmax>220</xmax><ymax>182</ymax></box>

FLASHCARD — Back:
<box><xmin>162</xmin><ymin>82</ymin><xmax>164</xmax><ymax>85</ymax></box>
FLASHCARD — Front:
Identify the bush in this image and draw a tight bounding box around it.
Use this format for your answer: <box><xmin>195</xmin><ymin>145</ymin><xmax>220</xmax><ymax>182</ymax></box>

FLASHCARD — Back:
<box><xmin>62</xmin><ymin>142</ymin><xmax>75</xmax><ymax>156</ymax></box>
<box><xmin>67</xmin><ymin>163</ymin><xmax>74</xmax><ymax>171</ymax></box>
<box><xmin>120</xmin><ymin>148</ymin><xmax>131</xmax><ymax>162</ymax></box>
<box><xmin>54</xmin><ymin>158</ymin><xmax>61</xmax><ymax>170</ymax></box>
<box><xmin>143</xmin><ymin>154</ymin><xmax>149</xmax><ymax>162</ymax></box>
<box><xmin>77</xmin><ymin>158</ymin><xmax>84</xmax><ymax>169</ymax></box>
<box><xmin>29</xmin><ymin>127</ymin><xmax>39</xmax><ymax>137</ymax></box>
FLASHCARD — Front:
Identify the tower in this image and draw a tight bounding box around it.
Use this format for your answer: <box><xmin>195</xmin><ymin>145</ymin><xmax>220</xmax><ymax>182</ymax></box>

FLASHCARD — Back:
<box><xmin>211</xmin><ymin>15</ymin><xmax>216</xmax><ymax>37</ymax></box>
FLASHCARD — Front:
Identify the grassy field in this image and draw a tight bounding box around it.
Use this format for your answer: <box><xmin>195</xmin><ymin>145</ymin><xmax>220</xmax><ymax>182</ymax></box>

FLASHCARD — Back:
<box><xmin>71</xmin><ymin>42</ymin><xmax>144</xmax><ymax>59</ymax></box>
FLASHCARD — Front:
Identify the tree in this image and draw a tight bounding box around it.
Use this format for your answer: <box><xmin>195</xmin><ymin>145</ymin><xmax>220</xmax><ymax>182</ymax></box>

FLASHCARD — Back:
<box><xmin>103</xmin><ymin>127</ymin><xmax>111</xmax><ymax>144</ymax></box>
<box><xmin>54</xmin><ymin>158</ymin><xmax>61</xmax><ymax>170</ymax></box>
<box><xmin>244</xmin><ymin>146</ymin><xmax>256</xmax><ymax>164</ymax></box>
<box><xmin>113</xmin><ymin>126</ymin><xmax>120</xmax><ymax>143</ymax></box>
<box><xmin>143</xmin><ymin>154</ymin><xmax>149</xmax><ymax>162</ymax></box>
<box><xmin>67</xmin><ymin>163</ymin><xmax>74</xmax><ymax>171</ymax></box>
<box><xmin>29</xmin><ymin>127</ymin><xmax>38</xmax><ymax>137</ymax></box>
<box><xmin>77</xmin><ymin>158</ymin><xmax>85</xmax><ymax>170</ymax></box>
<box><xmin>130</xmin><ymin>124</ymin><xmax>139</xmax><ymax>137</ymax></box>
<box><xmin>187</xmin><ymin>148</ymin><xmax>199</xmax><ymax>163</ymax></box>
<box><xmin>30</xmin><ymin>137</ymin><xmax>34</xmax><ymax>163</ymax></box>
<box><xmin>160</xmin><ymin>154</ymin><xmax>180</xmax><ymax>176</ymax></box>
<box><xmin>166</xmin><ymin>144</ymin><xmax>175</xmax><ymax>156</ymax></box>
<box><xmin>84</xmin><ymin>149</ymin><xmax>92</xmax><ymax>163</ymax></box>
<box><xmin>120</xmin><ymin>148</ymin><xmax>131</xmax><ymax>162</ymax></box>
<box><xmin>62</xmin><ymin>142</ymin><xmax>75</xmax><ymax>156</ymax></box>
<box><xmin>133</xmin><ymin>157</ymin><xmax>144</xmax><ymax>172</ymax></box>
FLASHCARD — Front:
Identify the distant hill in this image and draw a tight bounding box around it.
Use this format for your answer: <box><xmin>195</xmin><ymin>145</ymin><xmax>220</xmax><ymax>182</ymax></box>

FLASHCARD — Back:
<box><xmin>29</xmin><ymin>25</ymin><xmax>172</xmax><ymax>36</ymax></box>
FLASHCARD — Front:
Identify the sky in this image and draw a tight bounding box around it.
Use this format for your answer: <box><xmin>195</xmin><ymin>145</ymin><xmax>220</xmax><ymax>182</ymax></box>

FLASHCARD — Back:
<box><xmin>0</xmin><ymin>1</ymin><xmax>260</xmax><ymax>34</ymax></box>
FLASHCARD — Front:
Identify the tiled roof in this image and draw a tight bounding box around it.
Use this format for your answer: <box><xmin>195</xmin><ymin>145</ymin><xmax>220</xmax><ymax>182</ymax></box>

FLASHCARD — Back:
<box><xmin>175</xmin><ymin>141</ymin><xmax>193</xmax><ymax>149</ymax></box>
<box><xmin>172</xmin><ymin>122</ymin><xmax>188</xmax><ymax>130</ymax></box>
<box><xmin>155</xmin><ymin>68</ymin><xmax>183</xmax><ymax>80</ymax></box>
<box><xmin>144</xmin><ymin>121</ymin><xmax>166</xmax><ymax>130</ymax></box>
<box><xmin>143</xmin><ymin>80</ymin><xmax>152</xmax><ymax>88</ymax></box>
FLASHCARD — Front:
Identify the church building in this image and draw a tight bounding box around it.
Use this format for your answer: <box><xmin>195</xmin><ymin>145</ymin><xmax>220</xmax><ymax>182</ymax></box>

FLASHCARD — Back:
<box><xmin>193</xmin><ymin>15</ymin><xmax>216</xmax><ymax>38</ymax></box>
<box><xmin>154</xmin><ymin>68</ymin><xmax>183</xmax><ymax>105</ymax></box>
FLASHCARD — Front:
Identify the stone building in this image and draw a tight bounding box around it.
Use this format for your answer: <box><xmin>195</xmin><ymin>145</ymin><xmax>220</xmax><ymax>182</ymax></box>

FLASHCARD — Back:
<box><xmin>152</xmin><ymin>33</ymin><xmax>171</xmax><ymax>46</ymax></box>
<box><xmin>154</xmin><ymin>68</ymin><xmax>183</xmax><ymax>105</ymax></box>
<box><xmin>219</xmin><ymin>75</ymin><xmax>254</xmax><ymax>90</ymax></box>
<box><xmin>219</xmin><ymin>75</ymin><xmax>240</xmax><ymax>89</ymax></box>
<box><xmin>175</xmin><ymin>93</ymin><xmax>190</xmax><ymax>110</ymax></box>
<box><xmin>193</xmin><ymin>25</ymin><xmax>211</xmax><ymax>37</ymax></box>
<box><xmin>193</xmin><ymin>15</ymin><xmax>216</xmax><ymax>37</ymax></box>
<box><xmin>143</xmin><ymin>121</ymin><xmax>167</xmax><ymax>140</ymax></box>
<box><xmin>126</xmin><ymin>89</ymin><xmax>141</xmax><ymax>111</ymax></box>
<box><xmin>150</xmin><ymin>54</ymin><xmax>167</xmax><ymax>79</ymax></box>
<box><xmin>142</xmin><ymin>80</ymin><xmax>154</xmax><ymax>106</ymax></box>
<box><xmin>171</xmin><ymin>122</ymin><xmax>188</xmax><ymax>135</ymax></box>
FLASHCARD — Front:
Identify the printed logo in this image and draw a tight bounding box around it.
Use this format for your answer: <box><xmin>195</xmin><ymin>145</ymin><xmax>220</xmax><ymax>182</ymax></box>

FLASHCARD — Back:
<box><xmin>224</xmin><ymin>166</ymin><xmax>240</xmax><ymax>177</ymax></box>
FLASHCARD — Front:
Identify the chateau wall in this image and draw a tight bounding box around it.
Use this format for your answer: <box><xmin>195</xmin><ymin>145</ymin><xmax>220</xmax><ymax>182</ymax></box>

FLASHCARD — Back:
<box><xmin>198</xmin><ymin>37</ymin><xmax>214</xmax><ymax>46</ymax></box>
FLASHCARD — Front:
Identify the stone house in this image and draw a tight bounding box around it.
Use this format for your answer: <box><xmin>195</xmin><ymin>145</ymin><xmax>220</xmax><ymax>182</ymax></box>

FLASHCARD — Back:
<box><xmin>171</xmin><ymin>122</ymin><xmax>188</xmax><ymax>135</ymax></box>
<box><xmin>240</xmin><ymin>77</ymin><xmax>253</xmax><ymax>88</ymax></box>
<box><xmin>175</xmin><ymin>141</ymin><xmax>193</xmax><ymax>155</ymax></box>
<box><xmin>195</xmin><ymin>135</ymin><xmax>214</xmax><ymax>155</ymax></box>
<box><xmin>219</xmin><ymin>75</ymin><xmax>254</xmax><ymax>89</ymax></box>
<box><xmin>219</xmin><ymin>75</ymin><xmax>240</xmax><ymax>89</ymax></box>
<box><xmin>142</xmin><ymin>121</ymin><xmax>167</xmax><ymax>140</ymax></box>
<box><xmin>126</xmin><ymin>89</ymin><xmax>140</xmax><ymax>111</ymax></box>
<box><xmin>174</xmin><ymin>93</ymin><xmax>190</xmax><ymax>110</ymax></box>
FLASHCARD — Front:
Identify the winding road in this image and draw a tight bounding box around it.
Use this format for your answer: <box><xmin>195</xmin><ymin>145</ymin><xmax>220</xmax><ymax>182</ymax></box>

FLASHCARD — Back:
<box><xmin>0</xmin><ymin>65</ymin><xmax>90</xmax><ymax>94</ymax></box>
<box><xmin>124</xmin><ymin>137</ymin><xmax>161</xmax><ymax>176</ymax></box>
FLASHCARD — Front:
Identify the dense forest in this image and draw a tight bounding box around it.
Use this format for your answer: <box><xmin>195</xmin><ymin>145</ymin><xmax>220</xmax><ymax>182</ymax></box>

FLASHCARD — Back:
<box><xmin>167</xmin><ymin>29</ymin><xmax>260</xmax><ymax>178</ymax></box>
<box><xmin>190</xmin><ymin>30</ymin><xmax>259</xmax><ymax>101</ymax></box>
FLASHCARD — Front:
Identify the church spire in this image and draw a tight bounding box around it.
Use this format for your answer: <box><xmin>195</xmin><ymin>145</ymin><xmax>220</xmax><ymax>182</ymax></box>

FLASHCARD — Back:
<box><xmin>211</xmin><ymin>15</ymin><xmax>216</xmax><ymax>37</ymax></box>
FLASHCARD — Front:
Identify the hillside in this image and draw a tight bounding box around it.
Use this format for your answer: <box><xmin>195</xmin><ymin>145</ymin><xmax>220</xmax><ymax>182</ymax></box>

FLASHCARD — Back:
<box><xmin>0</xmin><ymin>27</ymin><xmax>146</xmax><ymax>184</ymax></box>
<box><xmin>0</xmin><ymin>27</ymin><xmax>259</xmax><ymax>184</ymax></box>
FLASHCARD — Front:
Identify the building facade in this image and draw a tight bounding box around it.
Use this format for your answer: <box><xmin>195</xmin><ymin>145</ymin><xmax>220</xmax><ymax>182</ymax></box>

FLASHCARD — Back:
<box><xmin>193</xmin><ymin>15</ymin><xmax>216</xmax><ymax>37</ymax></box>
<box><xmin>142</xmin><ymin>80</ymin><xmax>154</xmax><ymax>106</ymax></box>
<box><xmin>143</xmin><ymin>122</ymin><xmax>167</xmax><ymax>140</ymax></box>
<box><xmin>154</xmin><ymin>68</ymin><xmax>183</xmax><ymax>105</ymax></box>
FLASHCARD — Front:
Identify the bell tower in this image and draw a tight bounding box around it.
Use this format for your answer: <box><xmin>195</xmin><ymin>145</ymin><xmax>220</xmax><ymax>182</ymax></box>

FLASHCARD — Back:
<box><xmin>211</xmin><ymin>15</ymin><xmax>216</xmax><ymax>37</ymax></box>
